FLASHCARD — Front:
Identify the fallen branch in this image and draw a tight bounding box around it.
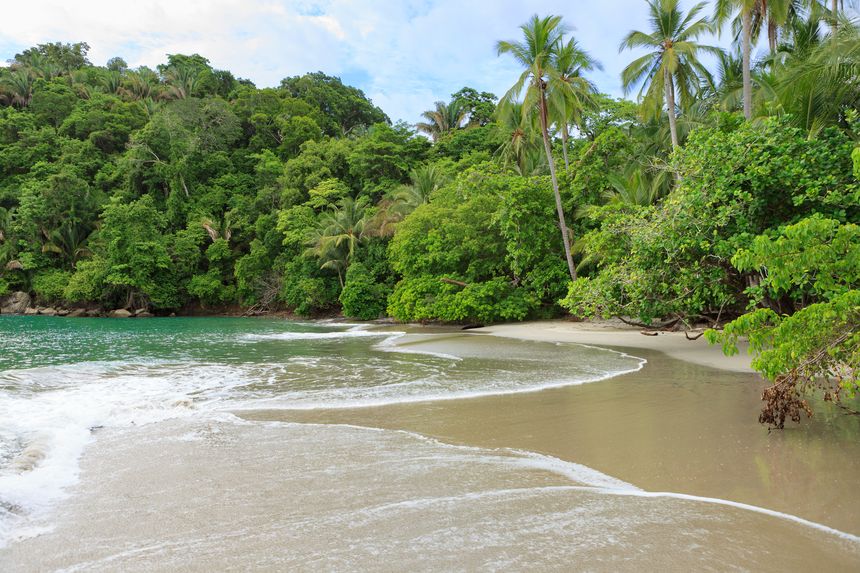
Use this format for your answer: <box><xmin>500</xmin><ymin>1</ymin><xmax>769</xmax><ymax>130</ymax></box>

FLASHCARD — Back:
<box><xmin>617</xmin><ymin>315</ymin><xmax>680</xmax><ymax>330</ymax></box>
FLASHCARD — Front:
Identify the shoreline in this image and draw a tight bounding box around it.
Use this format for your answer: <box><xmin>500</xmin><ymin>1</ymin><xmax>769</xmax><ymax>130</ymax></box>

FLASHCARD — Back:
<box><xmin>472</xmin><ymin>319</ymin><xmax>754</xmax><ymax>373</ymax></box>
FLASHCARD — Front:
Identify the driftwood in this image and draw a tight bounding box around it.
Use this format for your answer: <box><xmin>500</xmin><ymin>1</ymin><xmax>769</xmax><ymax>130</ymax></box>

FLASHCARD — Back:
<box><xmin>618</xmin><ymin>316</ymin><xmax>681</xmax><ymax>330</ymax></box>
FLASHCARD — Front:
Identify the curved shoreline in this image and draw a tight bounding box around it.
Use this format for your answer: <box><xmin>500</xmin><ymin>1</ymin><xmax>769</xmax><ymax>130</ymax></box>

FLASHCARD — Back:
<box><xmin>472</xmin><ymin>320</ymin><xmax>754</xmax><ymax>373</ymax></box>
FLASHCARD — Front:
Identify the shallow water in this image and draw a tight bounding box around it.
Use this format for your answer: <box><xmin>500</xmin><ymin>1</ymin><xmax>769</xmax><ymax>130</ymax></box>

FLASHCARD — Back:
<box><xmin>0</xmin><ymin>316</ymin><xmax>858</xmax><ymax>571</ymax></box>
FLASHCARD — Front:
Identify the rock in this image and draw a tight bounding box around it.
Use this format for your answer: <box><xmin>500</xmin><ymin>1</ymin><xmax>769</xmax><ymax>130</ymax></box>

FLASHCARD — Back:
<box><xmin>0</xmin><ymin>291</ymin><xmax>32</xmax><ymax>314</ymax></box>
<box><xmin>136</xmin><ymin>311</ymin><xmax>154</xmax><ymax>318</ymax></box>
<box><xmin>134</xmin><ymin>308</ymin><xmax>149</xmax><ymax>316</ymax></box>
<box><xmin>56</xmin><ymin>309</ymin><xmax>70</xmax><ymax>317</ymax></box>
<box><xmin>23</xmin><ymin>307</ymin><xmax>38</xmax><ymax>315</ymax></box>
<box><xmin>85</xmin><ymin>309</ymin><xmax>102</xmax><ymax>317</ymax></box>
<box><xmin>67</xmin><ymin>309</ymin><xmax>86</xmax><ymax>318</ymax></box>
<box><xmin>169</xmin><ymin>312</ymin><xmax>176</xmax><ymax>317</ymax></box>
<box><xmin>39</xmin><ymin>307</ymin><xmax>57</xmax><ymax>316</ymax></box>
<box><xmin>109</xmin><ymin>309</ymin><xmax>133</xmax><ymax>318</ymax></box>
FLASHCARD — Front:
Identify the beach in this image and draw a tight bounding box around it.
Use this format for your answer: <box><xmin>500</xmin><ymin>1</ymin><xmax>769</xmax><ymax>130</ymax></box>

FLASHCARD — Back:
<box><xmin>1</xmin><ymin>317</ymin><xmax>858</xmax><ymax>571</ymax></box>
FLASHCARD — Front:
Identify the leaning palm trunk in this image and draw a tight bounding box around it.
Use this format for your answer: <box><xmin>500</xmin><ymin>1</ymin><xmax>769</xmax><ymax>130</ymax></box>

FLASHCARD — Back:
<box><xmin>742</xmin><ymin>9</ymin><xmax>753</xmax><ymax>120</ymax></box>
<box><xmin>663</xmin><ymin>66</ymin><xmax>680</xmax><ymax>150</ymax></box>
<box><xmin>539</xmin><ymin>87</ymin><xmax>577</xmax><ymax>281</ymax></box>
<box><xmin>561</xmin><ymin>122</ymin><xmax>571</xmax><ymax>170</ymax></box>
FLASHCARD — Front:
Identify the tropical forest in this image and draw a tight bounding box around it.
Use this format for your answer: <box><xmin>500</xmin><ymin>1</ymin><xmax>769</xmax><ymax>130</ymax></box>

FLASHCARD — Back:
<box><xmin>0</xmin><ymin>0</ymin><xmax>858</xmax><ymax>429</ymax></box>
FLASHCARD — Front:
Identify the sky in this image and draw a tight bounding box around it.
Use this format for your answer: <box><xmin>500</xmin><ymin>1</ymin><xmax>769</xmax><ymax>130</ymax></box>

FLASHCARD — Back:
<box><xmin>0</xmin><ymin>0</ymin><xmax>836</xmax><ymax>124</ymax></box>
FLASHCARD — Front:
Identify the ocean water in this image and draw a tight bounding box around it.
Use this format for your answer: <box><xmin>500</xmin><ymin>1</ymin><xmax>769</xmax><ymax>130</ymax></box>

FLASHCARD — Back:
<box><xmin>1</xmin><ymin>315</ymin><xmax>858</xmax><ymax>571</ymax></box>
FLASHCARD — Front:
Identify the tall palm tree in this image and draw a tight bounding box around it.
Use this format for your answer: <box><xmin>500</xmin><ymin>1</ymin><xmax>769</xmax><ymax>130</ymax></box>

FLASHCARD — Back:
<box><xmin>497</xmin><ymin>14</ymin><xmax>578</xmax><ymax>281</ymax></box>
<box><xmin>416</xmin><ymin>100</ymin><xmax>467</xmax><ymax>141</ymax></box>
<box><xmin>715</xmin><ymin>0</ymin><xmax>761</xmax><ymax>119</ymax></box>
<box><xmin>621</xmin><ymin>0</ymin><xmax>720</xmax><ymax>149</ymax></box>
<box><xmin>551</xmin><ymin>37</ymin><xmax>601</xmax><ymax>169</ymax></box>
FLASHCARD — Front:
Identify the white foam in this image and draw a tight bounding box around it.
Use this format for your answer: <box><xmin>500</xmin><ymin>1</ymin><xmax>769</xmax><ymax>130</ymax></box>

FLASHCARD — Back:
<box><xmin>570</xmin><ymin>487</ymin><xmax>860</xmax><ymax>544</ymax></box>
<box><xmin>240</xmin><ymin>329</ymin><xmax>402</xmax><ymax>342</ymax></box>
<box><xmin>0</xmin><ymin>362</ymin><xmax>249</xmax><ymax>548</ymax></box>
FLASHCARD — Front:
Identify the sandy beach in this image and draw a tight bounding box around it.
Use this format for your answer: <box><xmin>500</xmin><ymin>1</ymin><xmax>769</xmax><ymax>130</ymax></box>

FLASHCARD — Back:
<box><xmin>474</xmin><ymin>319</ymin><xmax>754</xmax><ymax>372</ymax></box>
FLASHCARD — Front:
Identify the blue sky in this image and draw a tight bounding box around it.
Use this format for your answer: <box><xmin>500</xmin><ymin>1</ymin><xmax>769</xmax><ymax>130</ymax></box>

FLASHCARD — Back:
<box><xmin>0</xmin><ymin>1</ymin><xmax>846</xmax><ymax>124</ymax></box>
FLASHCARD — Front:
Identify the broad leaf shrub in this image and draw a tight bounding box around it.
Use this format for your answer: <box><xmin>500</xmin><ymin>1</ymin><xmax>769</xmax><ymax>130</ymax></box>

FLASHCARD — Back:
<box><xmin>562</xmin><ymin>118</ymin><xmax>860</xmax><ymax>326</ymax></box>
<box><xmin>707</xmin><ymin>217</ymin><xmax>859</xmax><ymax>428</ymax></box>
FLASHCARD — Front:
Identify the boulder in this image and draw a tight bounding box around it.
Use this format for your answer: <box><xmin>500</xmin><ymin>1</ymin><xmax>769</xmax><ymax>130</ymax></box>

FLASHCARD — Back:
<box><xmin>39</xmin><ymin>307</ymin><xmax>57</xmax><ymax>316</ymax></box>
<box><xmin>136</xmin><ymin>311</ymin><xmax>154</xmax><ymax>318</ymax></box>
<box><xmin>85</xmin><ymin>309</ymin><xmax>102</xmax><ymax>317</ymax></box>
<box><xmin>0</xmin><ymin>291</ymin><xmax>31</xmax><ymax>314</ymax></box>
<box><xmin>109</xmin><ymin>309</ymin><xmax>133</xmax><ymax>318</ymax></box>
<box><xmin>67</xmin><ymin>309</ymin><xmax>86</xmax><ymax>318</ymax></box>
<box><xmin>56</xmin><ymin>309</ymin><xmax>70</xmax><ymax>317</ymax></box>
<box><xmin>23</xmin><ymin>307</ymin><xmax>38</xmax><ymax>315</ymax></box>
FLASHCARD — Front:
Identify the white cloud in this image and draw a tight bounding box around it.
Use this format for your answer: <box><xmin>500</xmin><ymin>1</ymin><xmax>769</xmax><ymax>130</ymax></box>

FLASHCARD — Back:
<box><xmin>0</xmin><ymin>0</ymin><xmax>766</xmax><ymax>123</ymax></box>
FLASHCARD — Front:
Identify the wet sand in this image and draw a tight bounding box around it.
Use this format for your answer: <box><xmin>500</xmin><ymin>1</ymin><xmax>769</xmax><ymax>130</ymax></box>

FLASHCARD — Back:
<box><xmin>245</xmin><ymin>341</ymin><xmax>860</xmax><ymax>537</ymax></box>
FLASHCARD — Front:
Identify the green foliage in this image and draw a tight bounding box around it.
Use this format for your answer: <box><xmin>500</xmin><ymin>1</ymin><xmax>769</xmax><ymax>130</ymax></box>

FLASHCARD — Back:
<box><xmin>563</xmin><ymin>118</ymin><xmax>859</xmax><ymax>325</ymax></box>
<box><xmin>853</xmin><ymin>147</ymin><xmax>860</xmax><ymax>180</ymax></box>
<box><xmin>279</xmin><ymin>257</ymin><xmax>339</xmax><ymax>315</ymax></box>
<box><xmin>98</xmin><ymin>195</ymin><xmax>180</xmax><ymax>308</ymax></box>
<box><xmin>280</xmin><ymin>72</ymin><xmax>389</xmax><ymax>136</ymax></box>
<box><xmin>339</xmin><ymin>262</ymin><xmax>388</xmax><ymax>320</ymax></box>
<box><xmin>307</xmin><ymin>178</ymin><xmax>350</xmax><ymax>210</ymax></box>
<box><xmin>32</xmin><ymin>269</ymin><xmax>72</xmax><ymax>303</ymax></box>
<box><xmin>707</xmin><ymin>217</ymin><xmax>859</xmax><ymax>428</ymax></box>
<box><xmin>387</xmin><ymin>166</ymin><xmax>555</xmax><ymax>323</ymax></box>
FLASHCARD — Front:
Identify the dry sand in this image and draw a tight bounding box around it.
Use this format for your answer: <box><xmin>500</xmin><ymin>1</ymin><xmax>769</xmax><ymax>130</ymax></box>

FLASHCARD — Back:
<box><xmin>474</xmin><ymin>319</ymin><xmax>754</xmax><ymax>372</ymax></box>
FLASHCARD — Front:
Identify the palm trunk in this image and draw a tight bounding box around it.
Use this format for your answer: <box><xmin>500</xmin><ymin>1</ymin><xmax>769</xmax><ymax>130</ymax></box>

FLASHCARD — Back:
<box><xmin>539</xmin><ymin>86</ymin><xmax>576</xmax><ymax>282</ymax></box>
<box><xmin>832</xmin><ymin>0</ymin><xmax>838</xmax><ymax>30</ymax></box>
<box><xmin>742</xmin><ymin>9</ymin><xmax>753</xmax><ymax>120</ymax></box>
<box><xmin>664</xmin><ymin>66</ymin><xmax>679</xmax><ymax>150</ymax></box>
<box><xmin>768</xmin><ymin>19</ymin><xmax>777</xmax><ymax>55</ymax></box>
<box><xmin>561</xmin><ymin>123</ymin><xmax>570</xmax><ymax>171</ymax></box>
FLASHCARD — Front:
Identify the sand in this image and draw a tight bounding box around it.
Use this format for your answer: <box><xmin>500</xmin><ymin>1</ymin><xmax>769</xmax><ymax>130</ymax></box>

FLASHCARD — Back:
<box><xmin>473</xmin><ymin>319</ymin><xmax>754</xmax><ymax>372</ymax></box>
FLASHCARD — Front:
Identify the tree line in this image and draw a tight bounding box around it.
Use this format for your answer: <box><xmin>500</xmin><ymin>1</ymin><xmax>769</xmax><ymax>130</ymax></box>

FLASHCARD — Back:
<box><xmin>0</xmin><ymin>0</ymin><xmax>857</xmax><ymax>425</ymax></box>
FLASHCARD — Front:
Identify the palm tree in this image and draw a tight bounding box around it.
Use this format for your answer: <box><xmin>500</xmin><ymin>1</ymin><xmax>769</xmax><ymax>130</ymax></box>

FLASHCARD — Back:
<box><xmin>1</xmin><ymin>69</ymin><xmax>36</xmax><ymax>107</ymax></box>
<box><xmin>551</xmin><ymin>37</ymin><xmax>601</xmax><ymax>169</ymax></box>
<box><xmin>715</xmin><ymin>0</ymin><xmax>760</xmax><ymax>119</ymax></box>
<box><xmin>497</xmin><ymin>14</ymin><xmax>578</xmax><ymax>281</ymax></box>
<box><xmin>621</xmin><ymin>0</ymin><xmax>720</xmax><ymax>149</ymax></box>
<box><xmin>416</xmin><ymin>100</ymin><xmax>467</xmax><ymax>141</ymax></box>
<box><xmin>771</xmin><ymin>17</ymin><xmax>860</xmax><ymax>132</ymax></box>
<box><xmin>40</xmin><ymin>221</ymin><xmax>93</xmax><ymax>269</ymax></box>
<box><xmin>305</xmin><ymin>197</ymin><xmax>368</xmax><ymax>287</ymax></box>
<box><xmin>367</xmin><ymin>164</ymin><xmax>450</xmax><ymax>237</ymax></box>
<box><xmin>495</xmin><ymin>101</ymin><xmax>545</xmax><ymax>175</ymax></box>
<box><xmin>163</xmin><ymin>66</ymin><xmax>198</xmax><ymax>100</ymax></box>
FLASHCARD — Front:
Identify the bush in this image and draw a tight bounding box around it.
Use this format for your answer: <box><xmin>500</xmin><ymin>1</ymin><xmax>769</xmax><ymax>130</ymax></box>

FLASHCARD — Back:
<box><xmin>339</xmin><ymin>263</ymin><xmax>388</xmax><ymax>320</ymax></box>
<box><xmin>279</xmin><ymin>257</ymin><xmax>339</xmax><ymax>315</ymax></box>
<box><xmin>32</xmin><ymin>269</ymin><xmax>73</xmax><ymax>304</ymax></box>
<box><xmin>563</xmin><ymin>118</ymin><xmax>860</xmax><ymax>325</ymax></box>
